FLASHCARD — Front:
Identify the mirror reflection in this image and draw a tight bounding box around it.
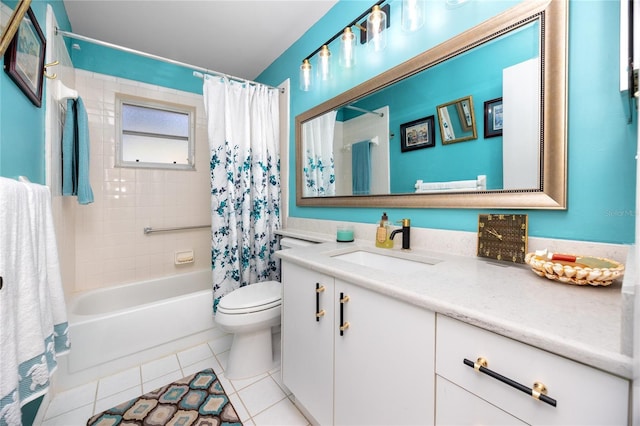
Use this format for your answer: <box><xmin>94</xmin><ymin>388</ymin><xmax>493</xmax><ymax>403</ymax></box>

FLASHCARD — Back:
<box><xmin>300</xmin><ymin>17</ymin><xmax>541</xmax><ymax>197</ymax></box>
<box><xmin>437</xmin><ymin>95</ymin><xmax>477</xmax><ymax>145</ymax></box>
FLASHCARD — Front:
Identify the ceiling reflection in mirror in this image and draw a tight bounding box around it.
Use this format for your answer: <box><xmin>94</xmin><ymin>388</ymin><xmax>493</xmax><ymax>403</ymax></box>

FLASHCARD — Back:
<box><xmin>296</xmin><ymin>0</ymin><xmax>567</xmax><ymax>209</ymax></box>
<box><xmin>301</xmin><ymin>19</ymin><xmax>540</xmax><ymax>198</ymax></box>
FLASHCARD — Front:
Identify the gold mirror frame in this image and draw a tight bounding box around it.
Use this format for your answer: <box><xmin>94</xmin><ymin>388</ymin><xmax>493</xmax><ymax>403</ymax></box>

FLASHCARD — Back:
<box><xmin>0</xmin><ymin>0</ymin><xmax>32</xmax><ymax>57</ymax></box>
<box><xmin>295</xmin><ymin>0</ymin><xmax>567</xmax><ymax>209</ymax></box>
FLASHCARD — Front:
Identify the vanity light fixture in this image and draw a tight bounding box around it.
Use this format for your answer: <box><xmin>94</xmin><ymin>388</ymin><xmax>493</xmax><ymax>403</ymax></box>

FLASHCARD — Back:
<box><xmin>401</xmin><ymin>0</ymin><xmax>425</xmax><ymax>32</ymax></box>
<box><xmin>317</xmin><ymin>45</ymin><xmax>332</xmax><ymax>81</ymax></box>
<box><xmin>366</xmin><ymin>5</ymin><xmax>388</xmax><ymax>52</ymax></box>
<box><xmin>339</xmin><ymin>27</ymin><xmax>356</xmax><ymax>68</ymax></box>
<box><xmin>299</xmin><ymin>59</ymin><xmax>312</xmax><ymax>91</ymax></box>
<box><xmin>298</xmin><ymin>0</ymin><xmax>390</xmax><ymax>91</ymax></box>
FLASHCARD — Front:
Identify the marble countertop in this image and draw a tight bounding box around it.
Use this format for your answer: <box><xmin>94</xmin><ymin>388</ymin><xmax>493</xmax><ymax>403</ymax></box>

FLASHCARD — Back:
<box><xmin>276</xmin><ymin>236</ymin><xmax>633</xmax><ymax>379</ymax></box>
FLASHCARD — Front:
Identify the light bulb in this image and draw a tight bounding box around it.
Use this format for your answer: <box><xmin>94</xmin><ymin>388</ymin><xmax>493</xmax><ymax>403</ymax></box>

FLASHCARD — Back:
<box><xmin>317</xmin><ymin>45</ymin><xmax>331</xmax><ymax>81</ymax></box>
<box><xmin>299</xmin><ymin>59</ymin><xmax>312</xmax><ymax>91</ymax></box>
<box><xmin>339</xmin><ymin>27</ymin><xmax>356</xmax><ymax>68</ymax></box>
<box><xmin>402</xmin><ymin>0</ymin><xmax>425</xmax><ymax>32</ymax></box>
<box><xmin>367</xmin><ymin>5</ymin><xmax>387</xmax><ymax>52</ymax></box>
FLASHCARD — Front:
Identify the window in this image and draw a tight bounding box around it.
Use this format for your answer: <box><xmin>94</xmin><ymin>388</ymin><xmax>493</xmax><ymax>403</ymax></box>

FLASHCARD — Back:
<box><xmin>115</xmin><ymin>94</ymin><xmax>195</xmax><ymax>170</ymax></box>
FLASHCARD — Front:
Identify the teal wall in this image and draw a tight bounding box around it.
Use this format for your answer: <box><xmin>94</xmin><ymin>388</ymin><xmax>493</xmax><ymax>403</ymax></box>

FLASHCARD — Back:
<box><xmin>0</xmin><ymin>1</ymin><xmax>70</xmax><ymax>420</ymax></box>
<box><xmin>0</xmin><ymin>0</ymin><xmax>70</xmax><ymax>184</ymax></box>
<box><xmin>257</xmin><ymin>0</ymin><xmax>637</xmax><ymax>244</ymax></box>
<box><xmin>1</xmin><ymin>0</ymin><xmax>635</xmax><ymax>246</ymax></box>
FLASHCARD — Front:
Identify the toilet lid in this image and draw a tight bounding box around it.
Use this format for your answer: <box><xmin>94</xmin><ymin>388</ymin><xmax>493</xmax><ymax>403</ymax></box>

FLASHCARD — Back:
<box><xmin>217</xmin><ymin>281</ymin><xmax>282</xmax><ymax>312</ymax></box>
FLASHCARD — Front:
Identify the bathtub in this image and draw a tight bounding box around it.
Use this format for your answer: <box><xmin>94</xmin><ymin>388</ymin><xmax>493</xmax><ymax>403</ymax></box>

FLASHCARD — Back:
<box><xmin>62</xmin><ymin>270</ymin><xmax>216</xmax><ymax>382</ymax></box>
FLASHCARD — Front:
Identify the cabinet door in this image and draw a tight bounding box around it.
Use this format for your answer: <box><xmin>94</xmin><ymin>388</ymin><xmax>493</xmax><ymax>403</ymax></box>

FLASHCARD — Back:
<box><xmin>436</xmin><ymin>376</ymin><xmax>527</xmax><ymax>425</ymax></box>
<box><xmin>281</xmin><ymin>262</ymin><xmax>334</xmax><ymax>426</ymax></box>
<box><xmin>334</xmin><ymin>280</ymin><xmax>435</xmax><ymax>426</ymax></box>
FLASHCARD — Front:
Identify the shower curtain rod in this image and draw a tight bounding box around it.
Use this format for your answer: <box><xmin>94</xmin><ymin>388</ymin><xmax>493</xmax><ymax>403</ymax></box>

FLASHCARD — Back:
<box><xmin>55</xmin><ymin>28</ymin><xmax>281</xmax><ymax>92</ymax></box>
<box><xmin>343</xmin><ymin>105</ymin><xmax>384</xmax><ymax>117</ymax></box>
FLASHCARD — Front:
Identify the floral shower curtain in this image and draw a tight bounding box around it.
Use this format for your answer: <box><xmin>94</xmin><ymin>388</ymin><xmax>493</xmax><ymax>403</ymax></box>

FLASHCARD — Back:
<box><xmin>203</xmin><ymin>76</ymin><xmax>281</xmax><ymax>311</ymax></box>
<box><xmin>302</xmin><ymin>110</ymin><xmax>337</xmax><ymax>196</ymax></box>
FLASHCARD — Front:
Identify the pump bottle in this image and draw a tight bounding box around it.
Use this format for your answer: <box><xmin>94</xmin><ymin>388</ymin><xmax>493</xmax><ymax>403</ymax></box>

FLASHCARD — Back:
<box><xmin>375</xmin><ymin>212</ymin><xmax>393</xmax><ymax>248</ymax></box>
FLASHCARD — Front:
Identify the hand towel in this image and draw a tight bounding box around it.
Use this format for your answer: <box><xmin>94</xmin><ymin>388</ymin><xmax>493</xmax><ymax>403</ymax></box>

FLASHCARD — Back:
<box><xmin>352</xmin><ymin>140</ymin><xmax>371</xmax><ymax>195</ymax></box>
<box><xmin>0</xmin><ymin>178</ymin><xmax>70</xmax><ymax>424</ymax></box>
<box><xmin>75</xmin><ymin>98</ymin><xmax>94</xmax><ymax>205</ymax></box>
<box><xmin>61</xmin><ymin>98</ymin><xmax>77</xmax><ymax>197</ymax></box>
<box><xmin>61</xmin><ymin>97</ymin><xmax>94</xmax><ymax>204</ymax></box>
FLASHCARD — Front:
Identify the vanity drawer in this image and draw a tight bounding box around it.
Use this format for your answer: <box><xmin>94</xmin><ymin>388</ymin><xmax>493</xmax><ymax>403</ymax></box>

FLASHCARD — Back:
<box><xmin>435</xmin><ymin>315</ymin><xmax>628</xmax><ymax>426</ymax></box>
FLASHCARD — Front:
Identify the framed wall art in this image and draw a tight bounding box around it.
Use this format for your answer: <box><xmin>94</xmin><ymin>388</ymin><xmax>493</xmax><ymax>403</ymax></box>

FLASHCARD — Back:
<box><xmin>3</xmin><ymin>6</ymin><xmax>46</xmax><ymax>107</ymax></box>
<box><xmin>484</xmin><ymin>97</ymin><xmax>503</xmax><ymax>138</ymax></box>
<box><xmin>400</xmin><ymin>115</ymin><xmax>435</xmax><ymax>152</ymax></box>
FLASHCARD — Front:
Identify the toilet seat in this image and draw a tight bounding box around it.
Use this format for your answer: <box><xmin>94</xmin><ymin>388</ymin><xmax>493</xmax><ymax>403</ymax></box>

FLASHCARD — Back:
<box><xmin>217</xmin><ymin>281</ymin><xmax>281</xmax><ymax>314</ymax></box>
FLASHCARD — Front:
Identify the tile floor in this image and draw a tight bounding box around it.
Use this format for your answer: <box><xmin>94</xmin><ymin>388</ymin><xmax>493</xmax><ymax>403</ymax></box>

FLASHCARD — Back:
<box><xmin>41</xmin><ymin>334</ymin><xmax>310</xmax><ymax>425</ymax></box>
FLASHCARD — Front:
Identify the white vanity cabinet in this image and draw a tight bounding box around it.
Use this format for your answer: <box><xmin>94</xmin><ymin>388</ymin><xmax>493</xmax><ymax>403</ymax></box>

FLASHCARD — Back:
<box><xmin>281</xmin><ymin>261</ymin><xmax>436</xmax><ymax>425</ymax></box>
<box><xmin>435</xmin><ymin>315</ymin><xmax>629</xmax><ymax>425</ymax></box>
<box><xmin>333</xmin><ymin>278</ymin><xmax>435</xmax><ymax>425</ymax></box>
<box><xmin>281</xmin><ymin>262</ymin><xmax>334</xmax><ymax>426</ymax></box>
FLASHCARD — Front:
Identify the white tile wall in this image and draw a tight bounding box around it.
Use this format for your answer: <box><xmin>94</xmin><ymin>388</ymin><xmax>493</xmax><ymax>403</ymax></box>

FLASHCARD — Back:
<box><xmin>72</xmin><ymin>70</ymin><xmax>211</xmax><ymax>292</ymax></box>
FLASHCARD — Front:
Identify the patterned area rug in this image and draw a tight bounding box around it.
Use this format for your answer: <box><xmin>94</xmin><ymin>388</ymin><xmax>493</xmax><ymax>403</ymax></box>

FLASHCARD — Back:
<box><xmin>87</xmin><ymin>368</ymin><xmax>242</xmax><ymax>426</ymax></box>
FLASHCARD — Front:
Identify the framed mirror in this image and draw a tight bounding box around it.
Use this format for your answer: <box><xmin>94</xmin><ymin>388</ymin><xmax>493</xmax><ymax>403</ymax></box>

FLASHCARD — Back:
<box><xmin>437</xmin><ymin>95</ymin><xmax>477</xmax><ymax>145</ymax></box>
<box><xmin>296</xmin><ymin>0</ymin><xmax>567</xmax><ymax>209</ymax></box>
<box><xmin>0</xmin><ymin>0</ymin><xmax>31</xmax><ymax>57</ymax></box>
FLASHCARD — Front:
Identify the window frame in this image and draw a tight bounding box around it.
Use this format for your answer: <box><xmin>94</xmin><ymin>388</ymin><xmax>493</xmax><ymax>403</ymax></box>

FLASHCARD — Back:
<box><xmin>115</xmin><ymin>93</ymin><xmax>196</xmax><ymax>170</ymax></box>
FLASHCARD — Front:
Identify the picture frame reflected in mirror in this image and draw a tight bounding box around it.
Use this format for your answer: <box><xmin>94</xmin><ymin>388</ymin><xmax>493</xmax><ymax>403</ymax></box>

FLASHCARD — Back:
<box><xmin>484</xmin><ymin>97</ymin><xmax>503</xmax><ymax>138</ymax></box>
<box><xmin>400</xmin><ymin>115</ymin><xmax>435</xmax><ymax>152</ymax></box>
<box><xmin>437</xmin><ymin>95</ymin><xmax>477</xmax><ymax>145</ymax></box>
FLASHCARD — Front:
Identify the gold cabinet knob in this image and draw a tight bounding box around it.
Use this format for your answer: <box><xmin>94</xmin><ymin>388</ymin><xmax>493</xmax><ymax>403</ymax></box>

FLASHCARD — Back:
<box><xmin>340</xmin><ymin>295</ymin><xmax>350</xmax><ymax>303</ymax></box>
<box><xmin>339</xmin><ymin>321</ymin><xmax>350</xmax><ymax>331</ymax></box>
<box><xmin>316</xmin><ymin>285</ymin><xmax>326</xmax><ymax>293</ymax></box>
<box><xmin>316</xmin><ymin>309</ymin><xmax>326</xmax><ymax>318</ymax></box>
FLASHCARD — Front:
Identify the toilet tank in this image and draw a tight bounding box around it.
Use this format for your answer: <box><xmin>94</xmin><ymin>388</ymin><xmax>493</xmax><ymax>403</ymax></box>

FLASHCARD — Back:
<box><xmin>279</xmin><ymin>237</ymin><xmax>315</xmax><ymax>250</ymax></box>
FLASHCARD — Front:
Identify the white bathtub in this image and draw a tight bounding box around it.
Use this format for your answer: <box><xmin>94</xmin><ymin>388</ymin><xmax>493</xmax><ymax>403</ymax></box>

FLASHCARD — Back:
<box><xmin>60</xmin><ymin>270</ymin><xmax>216</xmax><ymax>386</ymax></box>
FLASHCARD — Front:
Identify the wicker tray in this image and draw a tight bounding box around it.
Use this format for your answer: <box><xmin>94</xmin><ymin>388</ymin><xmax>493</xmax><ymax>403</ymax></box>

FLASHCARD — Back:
<box><xmin>524</xmin><ymin>252</ymin><xmax>625</xmax><ymax>286</ymax></box>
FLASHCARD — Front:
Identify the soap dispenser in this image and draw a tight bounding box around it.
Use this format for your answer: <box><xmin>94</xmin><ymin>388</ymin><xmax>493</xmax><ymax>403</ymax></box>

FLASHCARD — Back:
<box><xmin>375</xmin><ymin>212</ymin><xmax>393</xmax><ymax>248</ymax></box>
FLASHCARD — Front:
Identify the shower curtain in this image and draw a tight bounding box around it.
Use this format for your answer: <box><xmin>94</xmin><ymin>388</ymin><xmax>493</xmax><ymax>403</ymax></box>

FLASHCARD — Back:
<box><xmin>302</xmin><ymin>110</ymin><xmax>337</xmax><ymax>196</ymax></box>
<box><xmin>203</xmin><ymin>76</ymin><xmax>281</xmax><ymax>311</ymax></box>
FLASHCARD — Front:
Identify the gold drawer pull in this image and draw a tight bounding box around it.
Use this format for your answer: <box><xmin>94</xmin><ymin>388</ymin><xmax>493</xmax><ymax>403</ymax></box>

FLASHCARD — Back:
<box><xmin>463</xmin><ymin>358</ymin><xmax>557</xmax><ymax>407</ymax></box>
<box><xmin>339</xmin><ymin>292</ymin><xmax>349</xmax><ymax>336</ymax></box>
<box><xmin>315</xmin><ymin>283</ymin><xmax>325</xmax><ymax>322</ymax></box>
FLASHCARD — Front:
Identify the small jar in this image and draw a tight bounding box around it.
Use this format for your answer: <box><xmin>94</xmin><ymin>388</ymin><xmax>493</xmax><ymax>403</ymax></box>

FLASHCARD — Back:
<box><xmin>336</xmin><ymin>225</ymin><xmax>354</xmax><ymax>242</ymax></box>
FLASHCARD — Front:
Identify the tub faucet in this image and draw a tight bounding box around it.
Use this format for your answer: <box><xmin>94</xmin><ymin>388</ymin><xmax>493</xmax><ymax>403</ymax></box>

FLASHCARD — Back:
<box><xmin>390</xmin><ymin>219</ymin><xmax>411</xmax><ymax>250</ymax></box>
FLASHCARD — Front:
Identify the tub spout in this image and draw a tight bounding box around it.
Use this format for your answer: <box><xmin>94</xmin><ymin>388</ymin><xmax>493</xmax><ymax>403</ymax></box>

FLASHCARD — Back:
<box><xmin>390</xmin><ymin>219</ymin><xmax>411</xmax><ymax>250</ymax></box>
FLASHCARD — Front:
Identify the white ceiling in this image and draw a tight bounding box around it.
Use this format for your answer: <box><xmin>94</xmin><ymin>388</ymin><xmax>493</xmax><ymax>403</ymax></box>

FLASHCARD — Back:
<box><xmin>62</xmin><ymin>0</ymin><xmax>338</xmax><ymax>81</ymax></box>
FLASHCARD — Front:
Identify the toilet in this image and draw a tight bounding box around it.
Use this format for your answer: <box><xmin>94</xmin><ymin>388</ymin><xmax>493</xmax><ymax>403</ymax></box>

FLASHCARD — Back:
<box><xmin>215</xmin><ymin>237</ymin><xmax>314</xmax><ymax>379</ymax></box>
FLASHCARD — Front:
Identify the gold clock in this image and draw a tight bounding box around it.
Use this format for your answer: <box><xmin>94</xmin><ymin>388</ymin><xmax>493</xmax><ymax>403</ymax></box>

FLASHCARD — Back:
<box><xmin>477</xmin><ymin>214</ymin><xmax>528</xmax><ymax>263</ymax></box>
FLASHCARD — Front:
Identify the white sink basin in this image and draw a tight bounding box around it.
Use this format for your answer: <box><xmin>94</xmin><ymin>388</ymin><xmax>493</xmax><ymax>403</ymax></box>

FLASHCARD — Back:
<box><xmin>332</xmin><ymin>250</ymin><xmax>440</xmax><ymax>274</ymax></box>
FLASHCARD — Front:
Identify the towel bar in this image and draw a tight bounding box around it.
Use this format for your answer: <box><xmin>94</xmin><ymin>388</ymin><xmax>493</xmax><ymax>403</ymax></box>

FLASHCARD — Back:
<box><xmin>143</xmin><ymin>225</ymin><xmax>210</xmax><ymax>235</ymax></box>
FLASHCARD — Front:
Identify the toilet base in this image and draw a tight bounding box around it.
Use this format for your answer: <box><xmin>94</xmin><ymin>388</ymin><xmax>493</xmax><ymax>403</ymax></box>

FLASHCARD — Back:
<box><xmin>225</xmin><ymin>327</ymin><xmax>274</xmax><ymax>380</ymax></box>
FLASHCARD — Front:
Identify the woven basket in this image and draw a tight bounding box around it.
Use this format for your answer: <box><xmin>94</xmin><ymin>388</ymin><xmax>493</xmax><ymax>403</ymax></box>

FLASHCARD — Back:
<box><xmin>524</xmin><ymin>253</ymin><xmax>625</xmax><ymax>286</ymax></box>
